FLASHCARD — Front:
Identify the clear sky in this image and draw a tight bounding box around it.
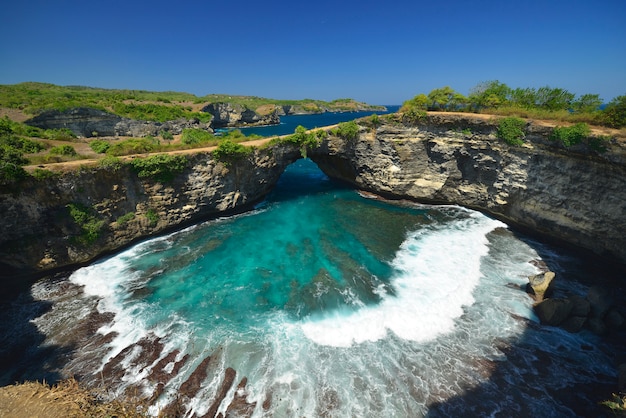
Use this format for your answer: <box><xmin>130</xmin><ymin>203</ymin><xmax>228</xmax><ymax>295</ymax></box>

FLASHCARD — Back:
<box><xmin>1</xmin><ymin>0</ymin><xmax>625</xmax><ymax>105</ymax></box>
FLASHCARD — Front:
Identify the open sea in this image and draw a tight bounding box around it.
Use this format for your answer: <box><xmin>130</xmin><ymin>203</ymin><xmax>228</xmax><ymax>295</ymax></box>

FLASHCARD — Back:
<box><xmin>218</xmin><ymin>106</ymin><xmax>400</xmax><ymax>137</ymax></box>
<box><xmin>1</xmin><ymin>150</ymin><xmax>624</xmax><ymax>416</ymax></box>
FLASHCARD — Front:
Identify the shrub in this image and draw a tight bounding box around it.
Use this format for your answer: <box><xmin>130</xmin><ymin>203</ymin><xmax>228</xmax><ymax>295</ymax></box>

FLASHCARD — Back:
<box><xmin>212</xmin><ymin>139</ymin><xmax>253</xmax><ymax>164</ymax></box>
<box><xmin>0</xmin><ymin>146</ymin><xmax>28</xmax><ymax>185</ymax></box>
<box><xmin>129</xmin><ymin>154</ymin><xmax>187</xmax><ymax>182</ymax></box>
<box><xmin>31</xmin><ymin>168</ymin><xmax>59</xmax><ymax>180</ymax></box>
<box><xmin>181</xmin><ymin>128</ymin><xmax>213</xmax><ymax>145</ymax></box>
<box><xmin>43</xmin><ymin>128</ymin><xmax>76</xmax><ymax>141</ymax></box>
<box><xmin>49</xmin><ymin>144</ymin><xmax>77</xmax><ymax>156</ymax></box>
<box><xmin>160</xmin><ymin>130</ymin><xmax>174</xmax><ymax>141</ymax></box>
<box><xmin>106</xmin><ymin>138</ymin><xmax>157</xmax><ymax>156</ymax></box>
<box><xmin>0</xmin><ymin>134</ymin><xmax>45</xmax><ymax>153</ymax></box>
<box><xmin>550</xmin><ymin>123</ymin><xmax>590</xmax><ymax>146</ymax></box>
<box><xmin>89</xmin><ymin>139</ymin><xmax>110</xmax><ymax>153</ymax></box>
<box><xmin>116</xmin><ymin>212</ymin><xmax>135</xmax><ymax>226</ymax></box>
<box><xmin>587</xmin><ymin>135</ymin><xmax>610</xmax><ymax>153</ymax></box>
<box><xmin>497</xmin><ymin>117</ymin><xmax>526</xmax><ymax>146</ymax></box>
<box><xmin>145</xmin><ymin>209</ymin><xmax>159</xmax><ymax>226</ymax></box>
<box><xmin>67</xmin><ymin>203</ymin><xmax>104</xmax><ymax>244</ymax></box>
<box><xmin>332</xmin><ymin>121</ymin><xmax>359</xmax><ymax>140</ymax></box>
<box><xmin>98</xmin><ymin>155</ymin><xmax>124</xmax><ymax>171</ymax></box>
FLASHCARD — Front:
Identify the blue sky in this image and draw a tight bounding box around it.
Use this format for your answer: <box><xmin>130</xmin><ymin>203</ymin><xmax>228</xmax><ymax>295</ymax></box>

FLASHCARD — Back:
<box><xmin>1</xmin><ymin>0</ymin><xmax>625</xmax><ymax>104</ymax></box>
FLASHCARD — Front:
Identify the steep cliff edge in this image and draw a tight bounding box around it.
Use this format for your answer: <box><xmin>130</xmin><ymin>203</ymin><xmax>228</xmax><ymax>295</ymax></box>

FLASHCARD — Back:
<box><xmin>310</xmin><ymin>114</ymin><xmax>626</xmax><ymax>264</ymax></box>
<box><xmin>0</xmin><ymin>145</ymin><xmax>301</xmax><ymax>290</ymax></box>
<box><xmin>2</xmin><ymin>113</ymin><xmax>625</xmax><ymax>292</ymax></box>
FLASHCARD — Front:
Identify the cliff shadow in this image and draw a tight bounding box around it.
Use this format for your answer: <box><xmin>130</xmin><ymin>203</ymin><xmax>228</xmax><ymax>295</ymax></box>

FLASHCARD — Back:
<box><xmin>0</xmin><ymin>275</ymin><xmax>71</xmax><ymax>386</ymax></box>
<box><xmin>425</xmin><ymin>232</ymin><xmax>626</xmax><ymax>417</ymax></box>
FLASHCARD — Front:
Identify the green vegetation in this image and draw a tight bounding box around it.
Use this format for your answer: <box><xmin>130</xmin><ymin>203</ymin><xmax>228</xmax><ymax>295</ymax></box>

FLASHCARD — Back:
<box><xmin>160</xmin><ymin>130</ymin><xmax>174</xmax><ymax>141</ymax></box>
<box><xmin>403</xmin><ymin>81</ymin><xmax>626</xmax><ymax>128</ymax></box>
<box><xmin>497</xmin><ymin>117</ymin><xmax>526</xmax><ymax>146</ymax></box>
<box><xmin>271</xmin><ymin>125</ymin><xmax>324</xmax><ymax>158</ymax></box>
<box><xmin>116</xmin><ymin>212</ymin><xmax>135</xmax><ymax>226</ymax></box>
<box><xmin>49</xmin><ymin>144</ymin><xmax>77</xmax><ymax>156</ymax></box>
<box><xmin>129</xmin><ymin>154</ymin><xmax>188</xmax><ymax>182</ymax></box>
<box><xmin>181</xmin><ymin>128</ymin><xmax>215</xmax><ymax>145</ymax></box>
<box><xmin>89</xmin><ymin>139</ymin><xmax>110</xmax><ymax>153</ymax></box>
<box><xmin>145</xmin><ymin>209</ymin><xmax>159</xmax><ymax>226</ymax></box>
<box><xmin>331</xmin><ymin>121</ymin><xmax>359</xmax><ymax>140</ymax></box>
<box><xmin>67</xmin><ymin>202</ymin><xmax>105</xmax><ymax>244</ymax></box>
<box><xmin>98</xmin><ymin>155</ymin><xmax>124</xmax><ymax>171</ymax></box>
<box><xmin>0</xmin><ymin>82</ymin><xmax>382</xmax><ymax>123</ymax></box>
<box><xmin>212</xmin><ymin>140</ymin><xmax>254</xmax><ymax>164</ymax></box>
<box><xmin>550</xmin><ymin>123</ymin><xmax>591</xmax><ymax>146</ymax></box>
<box><xmin>106</xmin><ymin>138</ymin><xmax>159</xmax><ymax>156</ymax></box>
<box><xmin>30</xmin><ymin>168</ymin><xmax>59</xmax><ymax>180</ymax></box>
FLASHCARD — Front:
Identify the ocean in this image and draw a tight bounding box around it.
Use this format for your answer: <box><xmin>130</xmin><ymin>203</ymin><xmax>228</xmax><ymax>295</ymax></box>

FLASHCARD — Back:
<box><xmin>219</xmin><ymin>106</ymin><xmax>401</xmax><ymax>137</ymax></box>
<box><xmin>1</xmin><ymin>157</ymin><xmax>622</xmax><ymax>417</ymax></box>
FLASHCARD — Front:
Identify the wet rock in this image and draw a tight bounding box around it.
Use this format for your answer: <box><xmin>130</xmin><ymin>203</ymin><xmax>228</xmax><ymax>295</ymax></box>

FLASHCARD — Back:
<box><xmin>619</xmin><ymin>363</ymin><xmax>626</xmax><ymax>392</ymax></box>
<box><xmin>179</xmin><ymin>356</ymin><xmax>213</xmax><ymax>399</ymax></box>
<box><xmin>205</xmin><ymin>367</ymin><xmax>236</xmax><ymax>418</ymax></box>
<box><xmin>605</xmin><ymin>308</ymin><xmax>625</xmax><ymax>330</ymax></box>
<box><xmin>586</xmin><ymin>317</ymin><xmax>608</xmax><ymax>336</ymax></box>
<box><xmin>560</xmin><ymin>316</ymin><xmax>587</xmax><ymax>333</ymax></box>
<box><xmin>586</xmin><ymin>286</ymin><xmax>613</xmax><ymax>318</ymax></box>
<box><xmin>526</xmin><ymin>271</ymin><xmax>555</xmax><ymax>301</ymax></box>
<box><xmin>568</xmin><ymin>294</ymin><xmax>591</xmax><ymax>317</ymax></box>
<box><xmin>533</xmin><ymin>298</ymin><xmax>573</xmax><ymax>326</ymax></box>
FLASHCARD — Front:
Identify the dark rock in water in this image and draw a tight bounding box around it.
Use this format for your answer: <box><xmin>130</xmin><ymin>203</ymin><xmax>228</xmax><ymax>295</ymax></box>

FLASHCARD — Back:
<box><xmin>568</xmin><ymin>294</ymin><xmax>591</xmax><ymax>317</ymax></box>
<box><xmin>619</xmin><ymin>363</ymin><xmax>626</xmax><ymax>392</ymax></box>
<box><xmin>560</xmin><ymin>316</ymin><xmax>587</xmax><ymax>333</ymax></box>
<box><xmin>586</xmin><ymin>317</ymin><xmax>608</xmax><ymax>336</ymax></box>
<box><xmin>587</xmin><ymin>286</ymin><xmax>614</xmax><ymax>318</ymax></box>
<box><xmin>533</xmin><ymin>298</ymin><xmax>573</xmax><ymax>326</ymax></box>
<box><xmin>605</xmin><ymin>308</ymin><xmax>625</xmax><ymax>330</ymax></box>
<box><xmin>206</xmin><ymin>367</ymin><xmax>236</xmax><ymax>418</ymax></box>
<box><xmin>526</xmin><ymin>271</ymin><xmax>555</xmax><ymax>302</ymax></box>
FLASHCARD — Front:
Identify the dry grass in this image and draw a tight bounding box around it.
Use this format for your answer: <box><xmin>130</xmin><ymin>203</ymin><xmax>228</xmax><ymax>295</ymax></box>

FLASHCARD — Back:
<box><xmin>0</xmin><ymin>378</ymin><xmax>151</xmax><ymax>418</ymax></box>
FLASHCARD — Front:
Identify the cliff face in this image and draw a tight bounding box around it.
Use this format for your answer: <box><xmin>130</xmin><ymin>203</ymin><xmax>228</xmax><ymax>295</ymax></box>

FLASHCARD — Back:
<box><xmin>2</xmin><ymin>113</ymin><xmax>625</xmax><ymax>291</ymax></box>
<box><xmin>310</xmin><ymin>114</ymin><xmax>626</xmax><ymax>263</ymax></box>
<box><xmin>25</xmin><ymin>107</ymin><xmax>213</xmax><ymax>138</ymax></box>
<box><xmin>202</xmin><ymin>103</ymin><xmax>279</xmax><ymax>127</ymax></box>
<box><xmin>0</xmin><ymin>145</ymin><xmax>300</xmax><ymax>289</ymax></box>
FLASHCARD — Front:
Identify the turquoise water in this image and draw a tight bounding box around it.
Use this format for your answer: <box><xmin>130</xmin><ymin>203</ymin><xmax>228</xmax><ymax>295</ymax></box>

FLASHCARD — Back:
<box><xmin>26</xmin><ymin>158</ymin><xmax>616</xmax><ymax>416</ymax></box>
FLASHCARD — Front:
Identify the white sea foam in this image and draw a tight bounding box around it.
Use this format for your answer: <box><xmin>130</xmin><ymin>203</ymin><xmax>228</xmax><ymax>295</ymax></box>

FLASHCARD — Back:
<box><xmin>300</xmin><ymin>211</ymin><xmax>507</xmax><ymax>347</ymax></box>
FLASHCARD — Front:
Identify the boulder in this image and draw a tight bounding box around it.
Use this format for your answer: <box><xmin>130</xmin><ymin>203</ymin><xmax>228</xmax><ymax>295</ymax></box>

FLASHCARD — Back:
<box><xmin>526</xmin><ymin>271</ymin><xmax>555</xmax><ymax>301</ymax></box>
<box><xmin>586</xmin><ymin>286</ymin><xmax>613</xmax><ymax>318</ymax></box>
<box><xmin>533</xmin><ymin>298</ymin><xmax>573</xmax><ymax>326</ymax></box>
<box><xmin>619</xmin><ymin>363</ymin><xmax>626</xmax><ymax>392</ymax></box>
<box><xmin>605</xmin><ymin>308</ymin><xmax>625</xmax><ymax>330</ymax></box>
<box><xmin>560</xmin><ymin>316</ymin><xmax>587</xmax><ymax>333</ymax></box>
<box><xmin>568</xmin><ymin>294</ymin><xmax>591</xmax><ymax>317</ymax></box>
<box><xmin>586</xmin><ymin>317</ymin><xmax>608</xmax><ymax>336</ymax></box>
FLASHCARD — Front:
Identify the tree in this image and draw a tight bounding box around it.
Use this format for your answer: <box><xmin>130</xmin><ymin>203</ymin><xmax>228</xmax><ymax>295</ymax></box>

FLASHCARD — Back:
<box><xmin>534</xmin><ymin>86</ymin><xmax>574</xmax><ymax>111</ymax></box>
<box><xmin>468</xmin><ymin>80</ymin><xmax>510</xmax><ymax>111</ymax></box>
<box><xmin>602</xmin><ymin>95</ymin><xmax>626</xmax><ymax>128</ymax></box>
<box><xmin>509</xmin><ymin>87</ymin><xmax>538</xmax><ymax>109</ymax></box>
<box><xmin>571</xmin><ymin>94</ymin><xmax>602</xmax><ymax>113</ymax></box>
<box><xmin>401</xmin><ymin>94</ymin><xmax>429</xmax><ymax>112</ymax></box>
<box><xmin>427</xmin><ymin>86</ymin><xmax>457</xmax><ymax>111</ymax></box>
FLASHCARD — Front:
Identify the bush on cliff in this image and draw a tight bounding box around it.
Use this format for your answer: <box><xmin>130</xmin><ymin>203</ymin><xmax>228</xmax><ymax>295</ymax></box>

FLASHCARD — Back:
<box><xmin>129</xmin><ymin>154</ymin><xmax>188</xmax><ymax>182</ymax></box>
<box><xmin>550</xmin><ymin>123</ymin><xmax>591</xmax><ymax>146</ymax></box>
<box><xmin>212</xmin><ymin>139</ymin><xmax>253</xmax><ymax>164</ymax></box>
<box><xmin>601</xmin><ymin>95</ymin><xmax>626</xmax><ymax>128</ymax></box>
<box><xmin>331</xmin><ymin>121</ymin><xmax>359</xmax><ymax>140</ymax></box>
<box><xmin>497</xmin><ymin>117</ymin><xmax>526</xmax><ymax>146</ymax></box>
<box><xmin>89</xmin><ymin>139</ymin><xmax>110</xmax><ymax>154</ymax></box>
<box><xmin>106</xmin><ymin>138</ymin><xmax>158</xmax><ymax>156</ymax></box>
<box><xmin>49</xmin><ymin>144</ymin><xmax>77</xmax><ymax>156</ymax></box>
<box><xmin>181</xmin><ymin>128</ymin><xmax>215</xmax><ymax>146</ymax></box>
<box><xmin>67</xmin><ymin>203</ymin><xmax>105</xmax><ymax>244</ymax></box>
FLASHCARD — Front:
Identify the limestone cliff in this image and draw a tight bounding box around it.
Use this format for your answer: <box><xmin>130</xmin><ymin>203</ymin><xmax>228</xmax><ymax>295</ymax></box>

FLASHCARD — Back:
<box><xmin>202</xmin><ymin>103</ymin><xmax>279</xmax><ymax>127</ymax></box>
<box><xmin>2</xmin><ymin>113</ymin><xmax>625</xmax><ymax>292</ymax></box>
<box><xmin>310</xmin><ymin>114</ymin><xmax>626</xmax><ymax>263</ymax></box>
<box><xmin>25</xmin><ymin>107</ymin><xmax>213</xmax><ymax>138</ymax></box>
<box><xmin>0</xmin><ymin>145</ymin><xmax>300</xmax><ymax>290</ymax></box>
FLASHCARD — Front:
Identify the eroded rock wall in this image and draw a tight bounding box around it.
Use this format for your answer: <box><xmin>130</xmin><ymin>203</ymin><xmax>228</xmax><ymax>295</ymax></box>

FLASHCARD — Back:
<box><xmin>310</xmin><ymin>114</ymin><xmax>626</xmax><ymax>263</ymax></box>
<box><xmin>0</xmin><ymin>145</ymin><xmax>301</xmax><ymax>289</ymax></box>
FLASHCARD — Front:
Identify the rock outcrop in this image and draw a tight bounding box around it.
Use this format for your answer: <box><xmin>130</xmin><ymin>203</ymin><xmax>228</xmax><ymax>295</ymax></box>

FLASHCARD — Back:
<box><xmin>2</xmin><ymin>113</ymin><xmax>625</xmax><ymax>291</ymax></box>
<box><xmin>24</xmin><ymin>107</ymin><xmax>213</xmax><ymax>138</ymax></box>
<box><xmin>309</xmin><ymin>114</ymin><xmax>626</xmax><ymax>264</ymax></box>
<box><xmin>0</xmin><ymin>145</ymin><xmax>301</xmax><ymax>290</ymax></box>
<box><xmin>202</xmin><ymin>103</ymin><xmax>279</xmax><ymax>127</ymax></box>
